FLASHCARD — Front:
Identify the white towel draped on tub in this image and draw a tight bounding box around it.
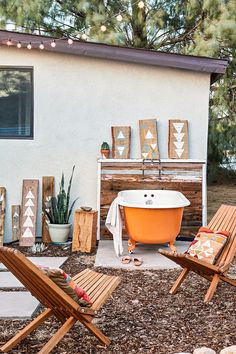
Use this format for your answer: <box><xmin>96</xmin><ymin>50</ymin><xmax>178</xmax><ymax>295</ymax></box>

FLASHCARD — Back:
<box><xmin>105</xmin><ymin>197</ymin><xmax>123</xmax><ymax>257</ymax></box>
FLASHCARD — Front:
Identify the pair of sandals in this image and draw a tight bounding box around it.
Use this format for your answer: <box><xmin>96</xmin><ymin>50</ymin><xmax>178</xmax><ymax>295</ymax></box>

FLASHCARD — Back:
<box><xmin>121</xmin><ymin>255</ymin><xmax>143</xmax><ymax>266</ymax></box>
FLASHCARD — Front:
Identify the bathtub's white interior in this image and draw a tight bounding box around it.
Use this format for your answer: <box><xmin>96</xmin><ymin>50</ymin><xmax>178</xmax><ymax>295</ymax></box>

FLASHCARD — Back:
<box><xmin>118</xmin><ymin>190</ymin><xmax>190</xmax><ymax>208</ymax></box>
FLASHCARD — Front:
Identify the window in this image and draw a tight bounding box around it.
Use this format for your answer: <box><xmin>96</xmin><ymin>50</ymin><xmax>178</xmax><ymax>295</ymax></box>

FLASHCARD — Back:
<box><xmin>0</xmin><ymin>67</ymin><xmax>33</xmax><ymax>139</ymax></box>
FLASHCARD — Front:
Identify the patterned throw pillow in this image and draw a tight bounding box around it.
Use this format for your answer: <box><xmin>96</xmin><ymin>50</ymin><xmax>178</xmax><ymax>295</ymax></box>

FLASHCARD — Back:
<box><xmin>38</xmin><ymin>266</ymin><xmax>92</xmax><ymax>307</ymax></box>
<box><xmin>186</xmin><ymin>227</ymin><xmax>230</xmax><ymax>264</ymax></box>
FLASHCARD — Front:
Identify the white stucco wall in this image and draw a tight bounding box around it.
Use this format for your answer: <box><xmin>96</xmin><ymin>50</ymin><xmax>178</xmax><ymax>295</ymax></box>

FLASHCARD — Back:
<box><xmin>0</xmin><ymin>47</ymin><xmax>211</xmax><ymax>242</ymax></box>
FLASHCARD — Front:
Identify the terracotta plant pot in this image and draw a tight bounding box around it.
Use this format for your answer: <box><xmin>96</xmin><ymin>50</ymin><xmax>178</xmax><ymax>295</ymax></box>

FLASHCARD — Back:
<box><xmin>101</xmin><ymin>149</ymin><xmax>110</xmax><ymax>159</ymax></box>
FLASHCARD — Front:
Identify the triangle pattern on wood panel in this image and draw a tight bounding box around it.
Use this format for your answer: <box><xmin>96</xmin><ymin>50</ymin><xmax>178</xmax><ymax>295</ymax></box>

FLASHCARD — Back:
<box><xmin>173</xmin><ymin>122</ymin><xmax>184</xmax><ymax>133</ymax></box>
<box><xmin>175</xmin><ymin>149</ymin><xmax>184</xmax><ymax>158</ymax></box>
<box><xmin>26</xmin><ymin>191</ymin><xmax>35</xmax><ymax>199</ymax></box>
<box><xmin>174</xmin><ymin>133</ymin><xmax>185</xmax><ymax>141</ymax></box>
<box><xmin>145</xmin><ymin>130</ymin><xmax>153</xmax><ymax>139</ymax></box>
<box><xmin>25</xmin><ymin>199</ymin><xmax>34</xmax><ymax>207</ymax></box>
<box><xmin>117</xmin><ymin>131</ymin><xmax>125</xmax><ymax>139</ymax></box>
<box><xmin>117</xmin><ymin>146</ymin><xmax>125</xmax><ymax>156</ymax></box>
<box><xmin>22</xmin><ymin>227</ymin><xmax>33</xmax><ymax>238</ymax></box>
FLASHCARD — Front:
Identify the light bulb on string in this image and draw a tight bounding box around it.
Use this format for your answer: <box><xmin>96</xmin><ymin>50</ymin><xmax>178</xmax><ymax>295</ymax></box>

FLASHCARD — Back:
<box><xmin>39</xmin><ymin>42</ymin><xmax>44</xmax><ymax>50</ymax></box>
<box><xmin>138</xmin><ymin>1</ymin><xmax>145</xmax><ymax>8</ymax></box>
<box><xmin>67</xmin><ymin>38</ymin><xmax>73</xmax><ymax>45</ymax></box>
<box><xmin>116</xmin><ymin>14</ymin><xmax>123</xmax><ymax>22</ymax></box>
<box><xmin>51</xmin><ymin>40</ymin><xmax>56</xmax><ymax>48</ymax></box>
<box><xmin>100</xmin><ymin>25</ymin><xmax>107</xmax><ymax>32</ymax></box>
<box><xmin>7</xmin><ymin>39</ymin><xmax>12</xmax><ymax>46</ymax></box>
<box><xmin>27</xmin><ymin>42</ymin><xmax>32</xmax><ymax>50</ymax></box>
<box><xmin>17</xmin><ymin>41</ymin><xmax>22</xmax><ymax>49</ymax></box>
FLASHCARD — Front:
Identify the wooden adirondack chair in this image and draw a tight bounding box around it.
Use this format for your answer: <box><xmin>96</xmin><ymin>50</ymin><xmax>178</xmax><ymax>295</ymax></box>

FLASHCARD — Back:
<box><xmin>159</xmin><ymin>204</ymin><xmax>236</xmax><ymax>303</ymax></box>
<box><xmin>0</xmin><ymin>246</ymin><xmax>121</xmax><ymax>354</ymax></box>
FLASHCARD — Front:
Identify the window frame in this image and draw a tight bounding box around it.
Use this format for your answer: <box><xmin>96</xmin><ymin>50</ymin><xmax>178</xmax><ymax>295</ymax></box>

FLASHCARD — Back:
<box><xmin>0</xmin><ymin>66</ymin><xmax>34</xmax><ymax>140</ymax></box>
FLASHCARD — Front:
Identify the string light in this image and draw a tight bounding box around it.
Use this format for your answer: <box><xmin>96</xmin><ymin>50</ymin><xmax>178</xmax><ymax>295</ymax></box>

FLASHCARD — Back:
<box><xmin>51</xmin><ymin>40</ymin><xmax>56</xmax><ymax>48</ymax></box>
<box><xmin>116</xmin><ymin>14</ymin><xmax>123</xmax><ymax>22</ymax></box>
<box><xmin>1</xmin><ymin>0</ymin><xmax>146</xmax><ymax>48</ymax></box>
<box><xmin>100</xmin><ymin>25</ymin><xmax>107</xmax><ymax>32</ymax></box>
<box><xmin>138</xmin><ymin>1</ymin><xmax>145</xmax><ymax>8</ymax></box>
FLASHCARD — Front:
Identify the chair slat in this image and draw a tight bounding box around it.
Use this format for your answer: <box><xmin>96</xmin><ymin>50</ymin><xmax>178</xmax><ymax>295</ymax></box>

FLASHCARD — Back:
<box><xmin>76</xmin><ymin>272</ymin><xmax>104</xmax><ymax>289</ymax></box>
<box><xmin>91</xmin><ymin>277</ymin><xmax>121</xmax><ymax>310</ymax></box>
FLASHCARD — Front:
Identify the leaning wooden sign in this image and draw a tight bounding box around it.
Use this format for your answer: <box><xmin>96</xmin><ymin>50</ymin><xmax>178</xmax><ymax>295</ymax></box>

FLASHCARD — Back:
<box><xmin>20</xmin><ymin>180</ymin><xmax>39</xmax><ymax>246</ymax></box>
<box><xmin>0</xmin><ymin>187</ymin><xmax>6</xmax><ymax>246</ymax></box>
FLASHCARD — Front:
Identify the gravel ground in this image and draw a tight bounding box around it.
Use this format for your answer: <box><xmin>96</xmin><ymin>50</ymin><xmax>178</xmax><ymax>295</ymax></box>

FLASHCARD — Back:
<box><xmin>0</xmin><ymin>184</ymin><xmax>235</xmax><ymax>354</ymax></box>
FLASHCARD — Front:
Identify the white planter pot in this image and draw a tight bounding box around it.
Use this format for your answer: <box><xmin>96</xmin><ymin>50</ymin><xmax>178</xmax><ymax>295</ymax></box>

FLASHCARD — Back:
<box><xmin>48</xmin><ymin>223</ymin><xmax>71</xmax><ymax>244</ymax></box>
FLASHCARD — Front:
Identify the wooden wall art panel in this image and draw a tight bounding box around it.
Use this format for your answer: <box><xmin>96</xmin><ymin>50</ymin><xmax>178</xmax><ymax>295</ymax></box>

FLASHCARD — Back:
<box><xmin>139</xmin><ymin>119</ymin><xmax>160</xmax><ymax>159</ymax></box>
<box><xmin>111</xmin><ymin>126</ymin><xmax>131</xmax><ymax>159</ymax></box>
<box><xmin>12</xmin><ymin>205</ymin><xmax>21</xmax><ymax>242</ymax></box>
<box><xmin>0</xmin><ymin>187</ymin><xmax>6</xmax><ymax>246</ymax></box>
<box><xmin>20</xmin><ymin>180</ymin><xmax>39</xmax><ymax>247</ymax></box>
<box><xmin>168</xmin><ymin>119</ymin><xmax>189</xmax><ymax>159</ymax></box>
<box><xmin>42</xmin><ymin>176</ymin><xmax>55</xmax><ymax>243</ymax></box>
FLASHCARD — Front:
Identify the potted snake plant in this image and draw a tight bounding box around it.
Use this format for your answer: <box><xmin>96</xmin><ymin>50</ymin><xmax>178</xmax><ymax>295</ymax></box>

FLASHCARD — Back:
<box><xmin>44</xmin><ymin>166</ymin><xmax>78</xmax><ymax>243</ymax></box>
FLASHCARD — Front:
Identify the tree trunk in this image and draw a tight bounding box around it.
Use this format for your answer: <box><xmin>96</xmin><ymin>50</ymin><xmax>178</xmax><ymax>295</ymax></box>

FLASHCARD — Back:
<box><xmin>131</xmin><ymin>0</ymin><xmax>147</xmax><ymax>48</ymax></box>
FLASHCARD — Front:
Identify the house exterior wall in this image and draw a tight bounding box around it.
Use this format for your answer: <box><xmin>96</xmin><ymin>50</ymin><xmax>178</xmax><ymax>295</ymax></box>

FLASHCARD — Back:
<box><xmin>0</xmin><ymin>47</ymin><xmax>211</xmax><ymax>242</ymax></box>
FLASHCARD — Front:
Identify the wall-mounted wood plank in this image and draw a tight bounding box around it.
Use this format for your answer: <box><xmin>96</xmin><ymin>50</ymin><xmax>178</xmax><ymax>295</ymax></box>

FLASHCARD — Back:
<box><xmin>168</xmin><ymin>119</ymin><xmax>189</xmax><ymax>159</ymax></box>
<box><xmin>11</xmin><ymin>205</ymin><xmax>21</xmax><ymax>242</ymax></box>
<box><xmin>0</xmin><ymin>187</ymin><xmax>6</xmax><ymax>246</ymax></box>
<box><xmin>20</xmin><ymin>180</ymin><xmax>39</xmax><ymax>247</ymax></box>
<box><xmin>42</xmin><ymin>176</ymin><xmax>55</xmax><ymax>243</ymax></box>
<box><xmin>111</xmin><ymin>126</ymin><xmax>131</xmax><ymax>159</ymax></box>
<box><xmin>139</xmin><ymin>119</ymin><xmax>160</xmax><ymax>159</ymax></box>
<box><xmin>99</xmin><ymin>161</ymin><xmax>203</xmax><ymax>240</ymax></box>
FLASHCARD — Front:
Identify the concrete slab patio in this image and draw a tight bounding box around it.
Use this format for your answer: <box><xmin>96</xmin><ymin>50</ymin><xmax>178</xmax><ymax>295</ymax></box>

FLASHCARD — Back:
<box><xmin>95</xmin><ymin>240</ymin><xmax>191</xmax><ymax>269</ymax></box>
<box><xmin>0</xmin><ymin>256</ymin><xmax>68</xmax><ymax>319</ymax></box>
<box><xmin>0</xmin><ymin>292</ymin><xmax>39</xmax><ymax>319</ymax></box>
<box><xmin>0</xmin><ymin>257</ymin><xmax>68</xmax><ymax>287</ymax></box>
<box><xmin>0</xmin><ymin>256</ymin><xmax>68</xmax><ymax>271</ymax></box>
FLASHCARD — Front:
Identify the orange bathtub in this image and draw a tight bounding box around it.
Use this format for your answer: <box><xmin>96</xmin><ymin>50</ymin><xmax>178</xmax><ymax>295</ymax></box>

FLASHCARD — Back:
<box><xmin>118</xmin><ymin>190</ymin><xmax>190</xmax><ymax>253</ymax></box>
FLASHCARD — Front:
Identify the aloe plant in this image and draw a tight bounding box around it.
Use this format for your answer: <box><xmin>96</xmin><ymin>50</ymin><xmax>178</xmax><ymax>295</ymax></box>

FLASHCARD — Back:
<box><xmin>44</xmin><ymin>165</ymin><xmax>78</xmax><ymax>224</ymax></box>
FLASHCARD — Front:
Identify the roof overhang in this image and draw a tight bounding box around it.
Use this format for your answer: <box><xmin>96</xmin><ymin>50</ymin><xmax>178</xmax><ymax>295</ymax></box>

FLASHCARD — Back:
<box><xmin>0</xmin><ymin>30</ymin><xmax>228</xmax><ymax>83</ymax></box>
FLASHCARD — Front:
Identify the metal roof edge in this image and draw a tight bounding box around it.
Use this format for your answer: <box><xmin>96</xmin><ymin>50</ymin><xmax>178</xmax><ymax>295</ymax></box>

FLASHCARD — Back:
<box><xmin>0</xmin><ymin>30</ymin><xmax>228</xmax><ymax>80</ymax></box>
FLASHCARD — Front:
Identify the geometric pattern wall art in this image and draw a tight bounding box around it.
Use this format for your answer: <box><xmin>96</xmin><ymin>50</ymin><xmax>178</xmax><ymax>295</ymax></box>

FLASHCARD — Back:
<box><xmin>20</xmin><ymin>179</ymin><xmax>39</xmax><ymax>246</ymax></box>
<box><xmin>168</xmin><ymin>119</ymin><xmax>189</xmax><ymax>159</ymax></box>
<box><xmin>111</xmin><ymin>126</ymin><xmax>131</xmax><ymax>159</ymax></box>
<box><xmin>139</xmin><ymin>119</ymin><xmax>160</xmax><ymax>159</ymax></box>
<box><xmin>0</xmin><ymin>187</ymin><xmax>6</xmax><ymax>246</ymax></box>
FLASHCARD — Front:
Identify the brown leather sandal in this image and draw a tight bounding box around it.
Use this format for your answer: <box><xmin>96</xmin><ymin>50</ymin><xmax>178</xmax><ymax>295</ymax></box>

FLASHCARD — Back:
<box><xmin>133</xmin><ymin>257</ymin><xmax>143</xmax><ymax>266</ymax></box>
<box><xmin>121</xmin><ymin>256</ymin><xmax>132</xmax><ymax>264</ymax></box>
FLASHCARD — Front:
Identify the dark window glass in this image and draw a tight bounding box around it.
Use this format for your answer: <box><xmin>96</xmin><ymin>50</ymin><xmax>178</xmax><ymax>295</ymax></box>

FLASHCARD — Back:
<box><xmin>0</xmin><ymin>68</ymin><xmax>33</xmax><ymax>139</ymax></box>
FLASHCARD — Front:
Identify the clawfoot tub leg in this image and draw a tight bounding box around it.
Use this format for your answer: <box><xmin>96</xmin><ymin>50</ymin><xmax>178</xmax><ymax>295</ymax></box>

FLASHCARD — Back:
<box><xmin>168</xmin><ymin>242</ymin><xmax>177</xmax><ymax>253</ymax></box>
<box><xmin>128</xmin><ymin>239</ymin><xmax>136</xmax><ymax>254</ymax></box>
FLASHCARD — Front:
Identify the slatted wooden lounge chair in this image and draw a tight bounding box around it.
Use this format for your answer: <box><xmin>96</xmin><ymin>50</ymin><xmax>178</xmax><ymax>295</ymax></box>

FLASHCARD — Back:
<box><xmin>0</xmin><ymin>246</ymin><xmax>120</xmax><ymax>354</ymax></box>
<box><xmin>159</xmin><ymin>204</ymin><xmax>236</xmax><ymax>303</ymax></box>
